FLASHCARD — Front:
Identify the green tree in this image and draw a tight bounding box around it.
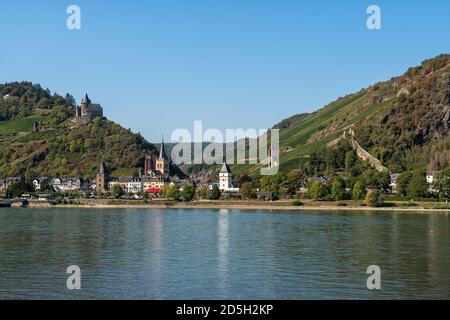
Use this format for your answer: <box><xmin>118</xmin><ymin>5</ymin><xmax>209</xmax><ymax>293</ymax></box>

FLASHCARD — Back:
<box><xmin>181</xmin><ymin>184</ymin><xmax>195</xmax><ymax>202</ymax></box>
<box><xmin>434</xmin><ymin>167</ymin><xmax>450</xmax><ymax>196</ymax></box>
<box><xmin>260</xmin><ymin>174</ymin><xmax>285</xmax><ymax>197</ymax></box>
<box><xmin>331</xmin><ymin>178</ymin><xmax>346</xmax><ymax>201</ymax></box>
<box><xmin>352</xmin><ymin>181</ymin><xmax>366</xmax><ymax>200</ymax></box>
<box><xmin>365</xmin><ymin>189</ymin><xmax>383</xmax><ymax>207</ymax></box>
<box><xmin>207</xmin><ymin>185</ymin><xmax>221</xmax><ymax>200</ymax></box>
<box><xmin>167</xmin><ymin>185</ymin><xmax>180</xmax><ymax>201</ymax></box>
<box><xmin>197</xmin><ymin>186</ymin><xmax>208</xmax><ymax>199</ymax></box>
<box><xmin>307</xmin><ymin>182</ymin><xmax>328</xmax><ymax>200</ymax></box>
<box><xmin>5</xmin><ymin>180</ymin><xmax>33</xmax><ymax>199</ymax></box>
<box><xmin>284</xmin><ymin>169</ymin><xmax>305</xmax><ymax>195</ymax></box>
<box><xmin>240</xmin><ymin>182</ymin><xmax>256</xmax><ymax>200</ymax></box>
<box><xmin>236</xmin><ymin>174</ymin><xmax>253</xmax><ymax>186</ymax></box>
<box><xmin>407</xmin><ymin>170</ymin><xmax>428</xmax><ymax>197</ymax></box>
<box><xmin>345</xmin><ymin>151</ymin><xmax>357</xmax><ymax>173</ymax></box>
<box><xmin>396</xmin><ymin>171</ymin><xmax>412</xmax><ymax>196</ymax></box>
<box><xmin>361</xmin><ymin>169</ymin><xmax>390</xmax><ymax>192</ymax></box>
<box><xmin>111</xmin><ymin>184</ymin><xmax>124</xmax><ymax>199</ymax></box>
<box><xmin>36</xmin><ymin>97</ymin><xmax>50</xmax><ymax>109</ymax></box>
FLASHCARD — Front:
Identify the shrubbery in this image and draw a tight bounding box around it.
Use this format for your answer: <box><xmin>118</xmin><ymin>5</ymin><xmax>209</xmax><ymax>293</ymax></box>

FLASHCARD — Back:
<box><xmin>291</xmin><ymin>200</ymin><xmax>303</xmax><ymax>206</ymax></box>
<box><xmin>365</xmin><ymin>190</ymin><xmax>384</xmax><ymax>207</ymax></box>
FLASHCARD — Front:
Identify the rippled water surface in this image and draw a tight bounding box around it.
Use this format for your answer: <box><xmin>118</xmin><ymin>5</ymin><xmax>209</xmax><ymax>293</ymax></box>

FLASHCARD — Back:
<box><xmin>0</xmin><ymin>208</ymin><xmax>449</xmax><ymax>299</ymax></box>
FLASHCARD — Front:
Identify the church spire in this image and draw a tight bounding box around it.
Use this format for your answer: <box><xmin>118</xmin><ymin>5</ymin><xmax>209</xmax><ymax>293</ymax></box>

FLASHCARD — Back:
<box><xmin>159</xmin><ymin>136</ymin><xmax>167</xmax><ymax>160</ymax></box>
<box><xmin>98</xmin><ymin>160</ymin><xmax>105</xmax><ymax>173</ymax></box>
<box><xmin>155</xmin><ymin>136</ymin><xmax>169</xmax><ymax>176</ymax></box>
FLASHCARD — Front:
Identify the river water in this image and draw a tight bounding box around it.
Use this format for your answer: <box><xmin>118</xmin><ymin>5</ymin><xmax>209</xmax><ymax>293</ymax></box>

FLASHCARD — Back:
<box><xmin>0</xmin><ymin>208</ymin><xmax>448</xmax><ymax>299</ymax></box>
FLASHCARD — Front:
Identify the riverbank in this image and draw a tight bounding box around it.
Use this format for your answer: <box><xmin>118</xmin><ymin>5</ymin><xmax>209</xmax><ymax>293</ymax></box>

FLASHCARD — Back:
<box><xmin>23</xmin><ymin>199</ymin><xmax>450</xmax><ymax>213</ymax></box>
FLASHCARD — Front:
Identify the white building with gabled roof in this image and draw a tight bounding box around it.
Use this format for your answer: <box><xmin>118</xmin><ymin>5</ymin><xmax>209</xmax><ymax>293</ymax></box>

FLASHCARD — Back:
<box><xmin>219</xmin><ymin>162</ymin><xmax>240</xmax><ymax>192</ymax></box>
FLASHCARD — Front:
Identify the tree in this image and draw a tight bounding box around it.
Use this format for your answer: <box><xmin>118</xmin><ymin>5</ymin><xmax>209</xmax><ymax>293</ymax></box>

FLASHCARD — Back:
<box><xmin>236</xmin><ymin>174</ymin><xmax>253</xmax><ymax>186</ymax></box>
<box><xmin>352</xmin><ymin>181</ymin><xmax>366</xmax><ymax>200</ymax></box>
<box><xmin>36</xmin><ymin>97</ymin><xmax>50</xmax><ymax>109</ymax></box>
<box><xmin>331</xmin><ymin>178</ymin><xmax>346</xmax><ymax>201</ymax></box>
<box><xmin>345</xmin><ymin>151</ymin><xmax>357</xmax><ymax>173</ymax></box>
<box><xmin>240</xmin><ymin>182</ymin><xmax>256</xmax><ymax>199</ymax></box>
<box><xmin>407</xmin><ymin>169</ymin><xmax>428</xmax><ymax>197</ymax></box>
<box><xmin>197</xmin><ymin>186</ymin><xmax>208</xmax><ymax>200</ymax></box>
<box><xmin>434</xmin><ymin>166</ymin><xmax>450</xmax><ymax>196</ymax></box>
<box><xmin>5</xmin><ymin>180</ymin><xmax>33</xmax><ymax>199</ymax></box>
<box><xmin>65</xmin><ymin>93</ymin><xmax>75</xmax><ymax>107</ymax></box>
<box><xmin>260</xmin><ymin>174</ymin><xmax>285</xmax><ymax>197</ymax></box>
<box><xmin>396</xmin><ymin>171</ymin><xmax>412</xmax><ymax>196</ymax></box>
<box><xmin>111</xmin><ymin>184</ymin><xmax>124</xmax><ymax>199</ymax></box>
<box><xmin>376</xmin><ymin>171</ymin><xmax>391</xmax><ymax>192</ymax></box>
<box><xmin>207</xmin><ymin>185</ymin><xmax>221</xmax><ymax>200</ymax></box>
<box><xmin>180</xmin><ymin>184</ymin><xmax>195</xmax><ymax>202</ymax></box>
<box><xmin>167</xmin><ymin>185</ymin><xmax>180</xmax><ymax>201</ymax></box>
<box><xmin>307</xmin><ymin>182</ymin><xmax>328</xmax><ymax>200</ymax></box>
<box><xmin>365</xmin><ymin>189</ymin><xmax>383</xmax><ymax>207</ymax></box>
<box><xmin>361</xmin><ymin>169</ymin><xmax>390</xmax><ymax>192</ymax></box>
<box><xmin>161</xmin><ymin>185</ymin><xmax>171</xmax><ymax>198</ymax></box>
<box><xmin>284</xmin><ymin>169</ymin><xmax>305</xmax><ymax>195</ymax></box>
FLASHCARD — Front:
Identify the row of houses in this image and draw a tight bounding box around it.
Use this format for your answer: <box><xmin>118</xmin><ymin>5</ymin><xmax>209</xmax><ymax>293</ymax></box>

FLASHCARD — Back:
<box><xmin>0</xmin><ymin>177</ymin><xmax>91</xmax><ymax>194</ymax></box>
<box><xmin>0</xmin><ymin>170</ymin><xmax>443</xmax><ymax>196</ymax></box>
<box><xmin>108</xmin><ymin>174</ymin><xmax>170</xmax><ymax>194</ymax></box>
<box><xmin>0</xmin><ymin>175</ymin><xmax>172</xmax><ymax>195</ymax></box>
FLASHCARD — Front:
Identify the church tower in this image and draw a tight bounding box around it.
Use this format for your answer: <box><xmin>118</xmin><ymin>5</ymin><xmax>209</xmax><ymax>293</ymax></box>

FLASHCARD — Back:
<box><xmin>96</xmin><ymin>161</ymin><xmax>107</xmax><ymax>193</ymax></box>
<box><xmin>155</xmin><ymin>137</ymin><xmax>169</xmax><ymax>176</ymax></box>
<box><xmin>219</xmin><ymin>162</ymin><xmax>232</xmax><ymax>191</ymax></box>
<box><xmin>144</xmin><ymin>154</ymin><xmax>156</xmax><ymax>175</ymax></box>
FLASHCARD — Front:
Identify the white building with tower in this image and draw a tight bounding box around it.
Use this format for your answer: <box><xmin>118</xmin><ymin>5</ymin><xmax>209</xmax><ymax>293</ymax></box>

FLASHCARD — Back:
<box><xmin>219</xmin><ymin>162</ymin><xmax>240</xmax><ymax>192</ymax></box>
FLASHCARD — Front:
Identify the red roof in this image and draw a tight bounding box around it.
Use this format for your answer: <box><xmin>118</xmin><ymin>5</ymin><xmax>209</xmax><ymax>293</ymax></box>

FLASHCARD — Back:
<box><xmin>145</xmin><ymin>187</ymin><xmax>161</xmax><ymax>193</ymax></box>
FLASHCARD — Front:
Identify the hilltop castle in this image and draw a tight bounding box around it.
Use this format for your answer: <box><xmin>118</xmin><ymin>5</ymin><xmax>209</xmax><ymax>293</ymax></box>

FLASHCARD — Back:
<box><xmin>72</xmin><ymin>94</ymin><xmax>104</xmax><ymax>124</ymax></box>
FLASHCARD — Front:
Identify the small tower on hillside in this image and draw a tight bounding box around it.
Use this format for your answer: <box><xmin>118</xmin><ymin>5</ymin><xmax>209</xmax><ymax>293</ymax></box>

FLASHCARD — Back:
<box><xmin>156</xmin><ymin>136</ymin><xmax>170</xmax><ymax>176</ymax></box>
<box><xmin>219</xmin><ymin>162</ymin><xmax>232</xmax><ymax>191</ymax></box>
<box><xmin>96</xmin><ymin>161</ymin><xmax>107</xmax><ymax>193</ymax></box>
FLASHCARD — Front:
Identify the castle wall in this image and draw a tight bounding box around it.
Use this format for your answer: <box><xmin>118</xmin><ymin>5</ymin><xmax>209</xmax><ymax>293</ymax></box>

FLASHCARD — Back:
<box><xmin>343</xmin><ymin>130</ymin><xmax>388</xmax><ymax>173</ymax></box>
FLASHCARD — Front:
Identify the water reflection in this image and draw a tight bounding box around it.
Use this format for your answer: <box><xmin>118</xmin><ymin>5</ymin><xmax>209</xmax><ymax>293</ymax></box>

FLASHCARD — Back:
<box><xmin>148</xmin><ymin>212</ymin><xmax>164</xmax><ymax>297</ymax></box>
<box><xmin>217</xmin><ymin>211</ymin><xmax>229</xmax><ymax>294</ymax></box>
<box><xmin>0</xmin><ymin>208</ymin><xmax>449</xmax><ymax>299</ymax></box>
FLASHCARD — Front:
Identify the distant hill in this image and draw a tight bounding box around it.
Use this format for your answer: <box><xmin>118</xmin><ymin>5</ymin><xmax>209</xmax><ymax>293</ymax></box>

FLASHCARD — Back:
<box><xmin>0</xmin><ymin>82</ymin><xmax>157</xmax><ymax>178</ymax></box>
<box><xmin>231</xmin><ymin>54</ymin><xmax>450</xmax><ymax>177</ymax></box>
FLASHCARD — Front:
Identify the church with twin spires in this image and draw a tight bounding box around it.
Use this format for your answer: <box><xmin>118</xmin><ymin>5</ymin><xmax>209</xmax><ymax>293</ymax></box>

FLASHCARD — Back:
<box><xmin>95</xmin><ymin>137</ymin><xmax>171</xmax><ymax>194</ymax></box>
<box><xmin>144</xmin><ymin>137</ymin><xmax>170</xmax><ymax>177</ymax></box>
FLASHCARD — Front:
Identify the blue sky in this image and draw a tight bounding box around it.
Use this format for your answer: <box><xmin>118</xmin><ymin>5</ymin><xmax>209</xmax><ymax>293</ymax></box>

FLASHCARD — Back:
<box><xmin>1</xmin><ymin>0</ymin><xmax>450</xmax><ymax>142</ymax></box>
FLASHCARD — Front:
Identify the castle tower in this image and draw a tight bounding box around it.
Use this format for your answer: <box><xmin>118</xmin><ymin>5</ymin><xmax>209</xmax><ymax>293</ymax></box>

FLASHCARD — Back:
<box><xmin>155</xmin><ymin>137</ymin><xmax>169</xmax><ymax>176</ymax></box>
<box><xmin>219</xmin><ymin>162</ymin><xmax>232</xmax><ymax>191</ymax></box>
<box><xmin>80</xmin><ymin>93</ymin><xmax>91</xmax><ymax>116</ymax></box>
<box><xmin>96</xmin><ymin>161</ymin><xmax>107</xmax><ymax>193</ymax></box>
